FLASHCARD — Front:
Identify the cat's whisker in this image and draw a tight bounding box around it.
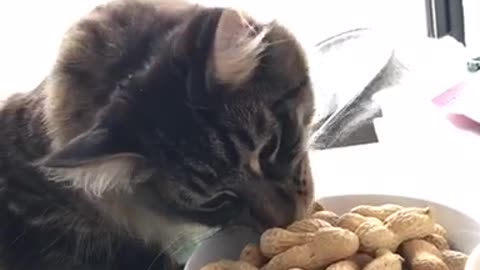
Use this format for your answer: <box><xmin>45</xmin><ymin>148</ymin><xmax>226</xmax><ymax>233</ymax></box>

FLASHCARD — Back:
<box><xmin>40</xmin><ymin>229</ymin><xmax>69</xmax><ymax>253</ymax></box>
<box><xmin>163</xmin><ymin>226</ymin><xmax>219</xmax><ymax>257</ymax></box>
<box><xmin>9</xmin><ymin>227</ymin><xmax>28</xmax><ymax>247</ymax></box>
<box><xmin>146</xmin><ymin>250</ymin><xmax>165</xmax><ymax>270</ymax></box>
<box><xmin>265</xmin><ymin>37</ymin><xmax>296</xmax><ymax>47</ymax></box>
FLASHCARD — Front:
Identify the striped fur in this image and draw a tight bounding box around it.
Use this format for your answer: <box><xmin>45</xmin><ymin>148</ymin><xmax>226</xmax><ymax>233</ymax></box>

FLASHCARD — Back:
<box><xmin>0</xmin><ymin>0</ymin><xmax>315</xmax><ymax>269</ymax></box>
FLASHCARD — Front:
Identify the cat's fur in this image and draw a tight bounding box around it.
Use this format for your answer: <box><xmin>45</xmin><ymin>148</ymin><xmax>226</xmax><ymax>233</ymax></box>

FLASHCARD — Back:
<box><xmin>0</xmin><ymin>0</ymin><xmax>315</xmax><ymax>269</ymax></box>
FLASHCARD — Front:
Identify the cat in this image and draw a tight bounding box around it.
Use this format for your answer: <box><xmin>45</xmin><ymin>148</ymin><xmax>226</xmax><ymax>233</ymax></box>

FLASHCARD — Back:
<box><xmin>0</xmin><ymin>0</ymin><xmax>316</xmax><ymax>269</ymax></box>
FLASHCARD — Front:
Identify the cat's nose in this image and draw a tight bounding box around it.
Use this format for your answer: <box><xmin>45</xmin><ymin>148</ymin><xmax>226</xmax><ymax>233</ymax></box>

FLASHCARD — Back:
<box><xmin>247</xmin><ymin>201</ymin><xmax>295</xmax><ymax>229</ymax></box>
<box><xmin>232</xmin><ymin>202</ymin><xmax>295</xmax><ymax>233</ymax></box>
<box><xmin>237</xmin><ymin>185</ymin><xmax>297</xmax><ymax>230</ymax></box>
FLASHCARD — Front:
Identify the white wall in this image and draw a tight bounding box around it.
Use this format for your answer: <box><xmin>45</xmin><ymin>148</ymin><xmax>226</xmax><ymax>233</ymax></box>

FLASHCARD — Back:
<box><xmin>0</xmin><ymin>0</ymin><xmax>426</xmax><ymax>98</ymax></box>
<box><xmin>464</xmin><ymin>0</ymin><xmax>480</xmax><ymax>57</ymax></box>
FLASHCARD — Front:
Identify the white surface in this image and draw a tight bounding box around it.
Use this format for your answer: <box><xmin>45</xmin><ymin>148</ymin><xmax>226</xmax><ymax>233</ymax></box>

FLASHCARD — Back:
<box><xmin>328</xmin><ymin>34</ymin><xmax>480</xmax><ymax>226</ymax></box>
<box><xmin>464</xmin><ymin>0</ymin><xmax>480</xmax><ymax>56</ymax></box>
<box><xmin>185</xmin><ymin>194</ymin><xmax>480</xmax><ymax>270</ymax></box>
<box><xmin>0</xmin><ymin>0</ymin><xmax>426</xmax><ymax>99</ymax></box>
<box><xmin>309</xmin><ymin>145</ymin><xmax>480</xmax><ymax>225</ymax></box>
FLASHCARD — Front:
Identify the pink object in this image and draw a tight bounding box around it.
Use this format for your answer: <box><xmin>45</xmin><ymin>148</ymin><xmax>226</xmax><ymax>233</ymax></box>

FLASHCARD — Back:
<box><xmin>432</xmin><ymin>77</ymin><xmax>480</xmax><ymax>135</ymax></box>
<box><xmin>446</xmin><ymin>114</ymin><xmax>480</xmax><ymax>134</ymax></box>
<box><xmin>432</xmin><ymin>82</ymin><xmax>465</xmax><ymax>107</ymax></box>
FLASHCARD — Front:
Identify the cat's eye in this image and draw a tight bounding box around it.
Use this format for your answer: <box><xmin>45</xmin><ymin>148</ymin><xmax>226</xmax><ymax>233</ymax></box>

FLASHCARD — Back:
<box><xmin>260</xmin><ymin>134</ymin><xmax>279</xmax><ymax>162</ymax></box>
<box><xmin>199</xmin><ymin>191</ymin><xmax>240</xmax><ymax>212</ymax></box>
<box><xmin>260</xmin><ymin>134</ymin><xmax>288</xmax><ymax>179</ymax></box>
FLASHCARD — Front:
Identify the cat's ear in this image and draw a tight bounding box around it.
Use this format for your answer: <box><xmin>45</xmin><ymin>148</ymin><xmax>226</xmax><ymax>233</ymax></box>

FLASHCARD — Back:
<box><xmin>41</xmin><ymin>128</ymin><xmax>142</xmax><ymax>168</ymax></box>
<box><xmin>211</xmin><ymin>9</ymin><xmax>269</xmax><ymax>87</ymax></box>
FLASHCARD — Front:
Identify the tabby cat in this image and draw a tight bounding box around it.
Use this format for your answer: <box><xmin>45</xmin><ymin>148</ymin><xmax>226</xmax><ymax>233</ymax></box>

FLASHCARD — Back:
<box><xmin>0</xmin><ymin>0</ymin><xmax>315</xmax><ymax>269</ymax></box>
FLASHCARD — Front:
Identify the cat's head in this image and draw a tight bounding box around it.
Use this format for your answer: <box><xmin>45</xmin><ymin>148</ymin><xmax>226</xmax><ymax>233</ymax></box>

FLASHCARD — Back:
<box><xmin>42</xmin><ymin>3</ymin><xmax>315</xmax><ymax>233</ymax></box>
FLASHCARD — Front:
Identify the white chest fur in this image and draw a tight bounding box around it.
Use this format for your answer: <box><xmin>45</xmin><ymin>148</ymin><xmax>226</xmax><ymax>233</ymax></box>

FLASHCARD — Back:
<box><xmin>97</xmin><ymin>196</ymin><xmax>217</xmax><ymax>264</ymax></box>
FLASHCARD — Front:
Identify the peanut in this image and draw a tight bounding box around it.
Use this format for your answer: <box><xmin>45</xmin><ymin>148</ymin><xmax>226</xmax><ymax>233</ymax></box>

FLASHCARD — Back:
<box><xmin>324</xmin><ymin>260</ymin><xmax>359</xmax><ymax>270</ymax></box>
<box><xmin>200</xmin><ymin>260</ymin><xmax>258</xmax><ymax>270</ymax></box>
<box><xmin>309</xmin><ymin>201</ymin><xmax>325</xmax><ymax>213</ymax></box>
<box><xmin>441</xmin><ymin>250</ymin><xmax>468</xmax><ymax>270</ymax></box>
<box><xmin>338</xmin><ymin>207</ymin><xmax>436</xmax><ymax>253</ymax></box>
<box><xmin>354</xmin><ymin>218</ymin><xmax>398</xmax><ymax>252</ymax></box>
<box><xmin>362</xmin><ymin>249</ymin><xmax>404</xmax><ymax>270</ymax></box>
<box><xmin>262</xmin><ymin>227</ymin><xmax>359</xmax><ymax>270</ymax></box>
<box><xmin>200</xmin><ymin>202</ymin><xmax>468</xmax><ymax>270</ymax></box>
<box><xmin>434</xmin><ymin>223</ymin><xmax>448</xmax><ymax>238</ymax></box>
<box><xmin>337</xmin><ymin>213</ymin><xmax>380</xmax><ymax>232</ymax></box>
<box><xmin>349</xmin><ymin>253</ymin><xmax>374</xmax><ymax>267</ymax></box>
<box><xmin>260</xmin><ymin>228</ymin><xmax>315</xmax><ymax>258</ymax></box>
<box><xmin>424</xmin><ymin>234</ymin><xmax>450</xmax><ymax>250</ymax></box>
<box><xmin>384</xmin><ymin>207</ymin><xmax>436</xmax><ymax>244</ymax></box>
<box><xmin>287</xmin><ymin>218</ymin><xmax>332</xmax><ymax>233</ymax></box>
<box><xmin>239</xmin><ymin>244</ymin><xmax>268</xmax><ymax>268</ymax></box>
<box><xmin>350</xmin><ymin>204</ymin><xmax>403</xmax><ymax>221</ymax></box>
<box><xmin>400</xmin><ymin>239</ymin><xmax>449</xmax><ymax>270</ymax></box>
<box><xmin>324</xmin><ymin>253</ymin><xmax>373</xmax><ymax>270</ymax></box>
<box><xmin>311</xmin><ymin>210</ymin><xmax>339</xmax><ymax>225</ymax></box>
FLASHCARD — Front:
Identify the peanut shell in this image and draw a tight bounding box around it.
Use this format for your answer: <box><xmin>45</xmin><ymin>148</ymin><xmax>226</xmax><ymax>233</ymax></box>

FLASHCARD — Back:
<box><xmin>400</xmin><ymin>239</ymin><xmax>449</xmax><ymax>270</ymax></box>
<box><xmin>239</xmin><ymin>244</ymin><xmax>268</xmax><ymax>268</ymax></box>
<box><xmin>262</xmin><ymin>227</ymin><xmax>359</xmax><ymax>270</ymax></box>
<box><xmin>441</xmin><ymin>250</ymin><xmax>468</xmax><ymax>270</ymax></box>
<box><xmin>424</xmin><ymin>234</ymin><xmax>450</xmax><ymax>250</ymax></box>
<box><xmin>260</xmin><ymin>228</ymin><xmax>315</xmax><ymax>258</ymax></box>
<box><xmin>363</xmin><ymin>249</ymin><xmax>403</xmax><ymax>270</ymax></box>
<box><xmin>287</xmin><ymin>218</ymin><xmax>332</xmax><ymax>233</ymax></box>
<box><xmin>384</xmin><ymin>207</ymin><xmax>436</xmax><ymax>242</ymax></box>
<box><xmin>350</xmin><ymin>204</ymin><xmax>403</xmax><ymax>221</ymax></box>
<box><xmin>200</xmin><ymin>260</ymin><xmax>258</xmax><ymax>270</ymax></box>
<box><xmin>311</xmin><ymin>210</ymin><xmax>339</xmax><ymax>225</ymax></box>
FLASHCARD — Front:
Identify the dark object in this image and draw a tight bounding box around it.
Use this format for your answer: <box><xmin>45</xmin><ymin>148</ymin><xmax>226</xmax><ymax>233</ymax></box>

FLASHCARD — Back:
<box><xmin>425</xmin><ymin>0</ymin><xmax>465</xmax><ymax>45</ymax></box>
<box><xmin>467</xmin><ymin>57</ymin><xmax>480</xmax><ymax>73</ymax></box>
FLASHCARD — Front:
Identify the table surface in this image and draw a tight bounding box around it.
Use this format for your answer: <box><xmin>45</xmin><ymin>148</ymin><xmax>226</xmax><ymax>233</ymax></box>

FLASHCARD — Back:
<box><xmin>309</xmin><ymin>143</ymin><xmax>480</xmax><ymax>223</ymax></box>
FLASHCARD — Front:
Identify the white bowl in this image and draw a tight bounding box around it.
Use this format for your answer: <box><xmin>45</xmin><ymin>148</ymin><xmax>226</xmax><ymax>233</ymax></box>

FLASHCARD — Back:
<box><xmin>466</xmin><ymin>244</ymin><xmax>480</xmax><ymax>270</ymax></box>
<box><xmin>184</xmin><ymin>226</ymin><xmax>261</xmax><ymax>270</ymax></box>
<box><xmin>184</xmin><ymin>194</ymin><xmax>480</xmax><ymax>270</ymax></box>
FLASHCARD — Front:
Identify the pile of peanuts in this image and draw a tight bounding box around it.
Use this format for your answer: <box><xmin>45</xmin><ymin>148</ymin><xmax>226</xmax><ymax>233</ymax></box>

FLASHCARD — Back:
<box><xmin>201</xmin><ymin>202</ymin><xmax>469</xmax><ymax>270</ymax></box>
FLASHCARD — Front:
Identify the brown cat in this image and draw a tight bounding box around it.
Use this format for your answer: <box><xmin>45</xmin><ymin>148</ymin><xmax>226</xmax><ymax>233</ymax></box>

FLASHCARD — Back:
<box><xmin>0</xmin><ymin>0</ymin><xmax>315</xmax><ymax>269</ymax></box>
